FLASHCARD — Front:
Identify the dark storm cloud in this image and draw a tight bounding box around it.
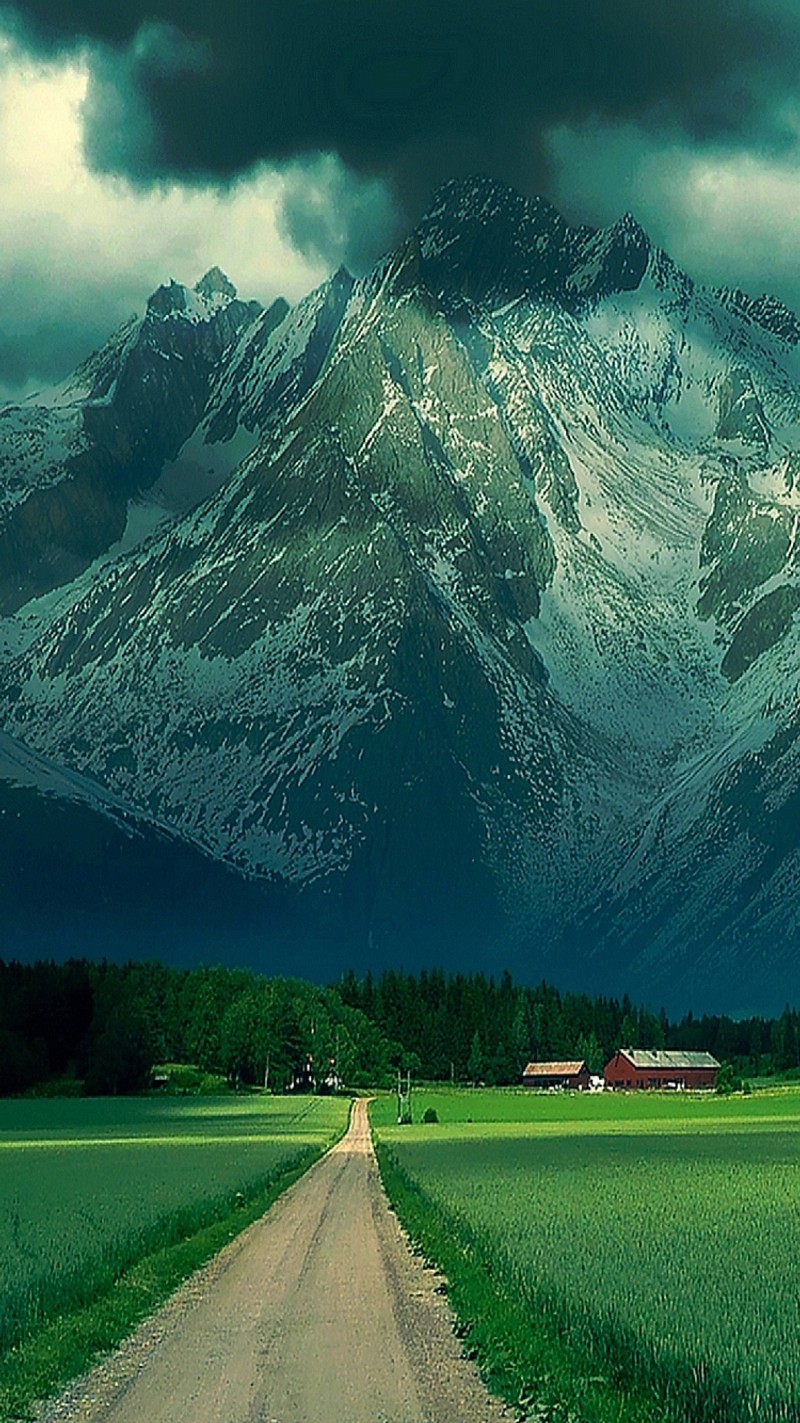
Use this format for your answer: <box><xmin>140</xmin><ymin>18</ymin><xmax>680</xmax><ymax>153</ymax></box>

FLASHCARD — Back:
<box><xmin>276</xmin><ymin>161</ymin><xmax>399</xmax><ymax>274</ymax></box>
<box><xmin>4</xmin><ymin>0</ymin><xmax>799</xmax><ymax>234</ymax></box>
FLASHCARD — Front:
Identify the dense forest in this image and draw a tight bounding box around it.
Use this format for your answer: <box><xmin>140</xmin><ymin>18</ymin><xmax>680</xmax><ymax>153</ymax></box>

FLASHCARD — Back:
<box><xmin>337</xmin><ymin>969</ymin><xmax>800</xmax><ymax>1083</ymax></box>
<box><xmin>0</xmin><ymin>960</ymin><xmax>396</xmax><ymax>1096</ymax></box>
<box><xmin>1</xmin><ymin>957</ymin><xmax>799</xmax><ymax>1096</ymax></box>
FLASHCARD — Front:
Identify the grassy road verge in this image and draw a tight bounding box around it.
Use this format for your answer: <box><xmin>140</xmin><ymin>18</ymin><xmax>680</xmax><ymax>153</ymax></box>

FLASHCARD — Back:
<box><xmin>375</xmin><ymin>1138</ymin><xmax>660</xmax><ymax>1423</ymax></box>
<box><xmin>372</xmin><ymin>1087</ymin><xmax>800</xmax><ymax>1423</ymax></box>
<box><xmin>0</xmin><ymin>1096</ymin><xmax>350</xmax><ymax>1422</ymax></box>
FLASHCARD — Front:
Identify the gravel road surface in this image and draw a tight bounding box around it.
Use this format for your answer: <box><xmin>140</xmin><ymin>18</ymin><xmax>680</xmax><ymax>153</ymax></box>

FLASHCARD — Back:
<box><xmin>38</xmin><ymin>1099</ymin><xmax>512</xmax><ymax>1423</ymax></box>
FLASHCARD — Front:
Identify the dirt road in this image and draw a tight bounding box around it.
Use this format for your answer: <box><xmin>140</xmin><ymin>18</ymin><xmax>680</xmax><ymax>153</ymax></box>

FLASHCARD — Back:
<box><xmin>40</xmin><ymin>1099</ymin><xmax>511</xmax><ymax>1423</ymax></box>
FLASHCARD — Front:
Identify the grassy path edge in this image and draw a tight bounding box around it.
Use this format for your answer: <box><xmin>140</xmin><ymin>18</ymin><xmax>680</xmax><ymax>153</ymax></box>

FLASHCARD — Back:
<box><xmin>1</xmin><ymin>1116</ymin><xmax>350</xmax><ymax>1423</ymax></box>
<box><xmin>374</xmin><ymin>1137</ymin><xmax>666</xmax><ymax>1423</ymax></box>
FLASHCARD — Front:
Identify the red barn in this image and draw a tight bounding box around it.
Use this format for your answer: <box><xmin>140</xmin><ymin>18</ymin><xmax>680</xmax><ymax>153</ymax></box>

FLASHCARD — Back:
<box><xmin>522</xmin><ymin>1060</ymin><xmax>590</xmax><ymax>1091</ymax></box>
<box><xmin>604</xmin><ymin>1048</ymin><xmax>720</xmax><ymax>1091</ymax></box>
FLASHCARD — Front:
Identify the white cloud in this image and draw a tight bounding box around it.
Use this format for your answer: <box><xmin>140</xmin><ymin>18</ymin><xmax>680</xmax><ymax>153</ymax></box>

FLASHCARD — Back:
<box><xmin>0</xmin><ymin>42</ymin><xmax>330</xmax><ymax>396</ymax></box>
<box><xmin>548</xmin><ymin>121</ymin><xmax>800</xmax><ymax>314</ymax></box>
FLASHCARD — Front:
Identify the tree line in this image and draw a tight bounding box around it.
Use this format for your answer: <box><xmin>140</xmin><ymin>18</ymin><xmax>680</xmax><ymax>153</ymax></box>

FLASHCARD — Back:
<box><xmin>336</xmin><ymin>968</ymin><xmax>800</xmax><ymax>1084</ymax></box>
<box><xmin>1</xmin><ymin>957</ymin><xmax>798</xmax><ymax>1096</ymax></box>
<box><xmin>0</xmin><ymin>959</ymin><xmax>398</xmax><ymax>1096</ymax></box>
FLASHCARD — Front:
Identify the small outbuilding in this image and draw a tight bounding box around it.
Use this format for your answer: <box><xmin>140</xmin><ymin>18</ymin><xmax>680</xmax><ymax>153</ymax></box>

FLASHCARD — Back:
<box><xmin>604</xmin><ymin>1048</ymin><xmax>720</xmax><ymax>1091</ymax></box>
<box><xmin>522</xmin><ymin>1060</ymin><xmax>591</xmax><ymax>1091</ymax></box>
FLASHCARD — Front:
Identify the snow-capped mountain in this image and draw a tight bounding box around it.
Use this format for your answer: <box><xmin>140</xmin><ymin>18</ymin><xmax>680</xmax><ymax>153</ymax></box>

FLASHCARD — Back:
<box><xmin>2</xmin><ymin>176</ymin><xmax>800</xmax><ymax>1013</ymax></box>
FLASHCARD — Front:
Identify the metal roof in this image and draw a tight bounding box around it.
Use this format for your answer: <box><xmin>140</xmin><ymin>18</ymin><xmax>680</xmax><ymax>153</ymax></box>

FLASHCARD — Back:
<box><xmin>522</xmin><ymin>1060</ymin><xmax>588</xmax><ymax>1076</ymax></box>
<box><xmin>618</xmin><ymin>1049</ymin><xmax>720</xmax><ymax>1070</ymax></box>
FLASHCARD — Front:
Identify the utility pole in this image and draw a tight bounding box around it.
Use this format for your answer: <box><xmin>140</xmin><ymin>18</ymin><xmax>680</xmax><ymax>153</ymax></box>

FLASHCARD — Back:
<box><xmin>397</xmin><ymin>1068</ymin><xmax>412</xmax><ymax>1124</ymax></box>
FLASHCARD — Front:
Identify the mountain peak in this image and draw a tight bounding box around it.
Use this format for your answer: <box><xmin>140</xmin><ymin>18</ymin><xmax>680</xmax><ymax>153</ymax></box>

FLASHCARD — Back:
<box><xmin>424</xmin><ymin>174</ymin><xmax>559</xmax><ymax>233</ymax></box>
<box><xmin>146</xmin><ymin>279</ymin><xmax>190</xmax><ymax>319</ymax></box>
<box><xmin>195</xmin><ymin>267</ymin><xmax>238</xmax><ymax>303</ymax></box>
<box><xmin>415</xmin><ymin>177</ymin><xmax>658</xmax><ymax>309</ymax></box>
<box><xmin>416</xmin><ymin>176</ymin><xmax>568</xmax><ymax>307</ymax></box>
<box><xmin>611</xmin><ymin>211</ymin><xmax>650</xmax><ymax>245</ymax></box>
<box><xmin>144</xmin><ymin>267</ymin><xmax>244</xmax><ymax>326</ymax></box>
<box><xmin>563</xmin><ymin>209</ymin><xmax>652</xmax><ymax>301</ymax></box>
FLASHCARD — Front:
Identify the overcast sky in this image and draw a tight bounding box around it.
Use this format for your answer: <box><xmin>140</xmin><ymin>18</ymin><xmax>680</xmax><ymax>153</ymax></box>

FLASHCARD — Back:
<box><xmin>2</xmin><ymin>0</ymin><xmax>800</xmax><ymax>401</ymax></box>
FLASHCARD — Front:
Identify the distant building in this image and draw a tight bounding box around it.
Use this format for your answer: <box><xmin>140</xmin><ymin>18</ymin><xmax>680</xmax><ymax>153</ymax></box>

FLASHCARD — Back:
<box><xmin>288</xmin><ymin>1056</ymin><xmax>316</xmax><ymax>1093</ymax></box>
<box><xmin>604</xmin><ymin>1048</ymin><xmax>720</xmax><ymax>1091</ymax></box>
<box><xmin>522</xmin><ymin>1060</ymin><xmax>590</xmax><ymax>1091</ymax></box>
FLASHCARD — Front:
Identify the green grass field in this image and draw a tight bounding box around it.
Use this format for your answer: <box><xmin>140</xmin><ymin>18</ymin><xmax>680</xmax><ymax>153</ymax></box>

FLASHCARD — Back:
<box><xmin>373</xmin><ymin>1087</ymin><xmax>800</xmax><ymax>1423</ymax></box>
<box><xmin>0</xmin><ymin>1094</ymin><xmax>349</xmax><ymax>1420</ymax></box>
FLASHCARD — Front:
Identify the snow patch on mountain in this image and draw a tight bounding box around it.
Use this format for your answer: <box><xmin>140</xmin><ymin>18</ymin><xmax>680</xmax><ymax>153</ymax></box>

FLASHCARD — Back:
<box><xmin>0</xmin><ymin>405</ymin><xmax>86</xmax><ymax>511</ymax></box>
<box><xmin>3</xmin><ymin>177</ymin><xmax>800</xmax><ymax>1006</ymax></box>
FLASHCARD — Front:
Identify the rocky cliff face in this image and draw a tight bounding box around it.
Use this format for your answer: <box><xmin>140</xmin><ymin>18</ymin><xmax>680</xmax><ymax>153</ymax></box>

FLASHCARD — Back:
<box><xmin>0</xmin><ymin>271</ymin><xmax>266</xmax><ymax>612</ymax></box>
<box><xmin>2</xmin><ymin>178</ymin><xmax>800</xmax><ymax>1012</ymax></box>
